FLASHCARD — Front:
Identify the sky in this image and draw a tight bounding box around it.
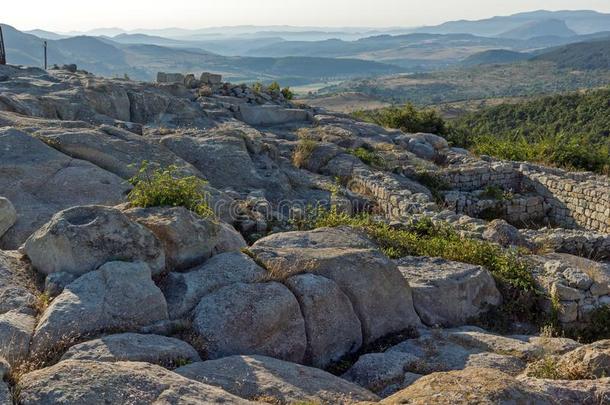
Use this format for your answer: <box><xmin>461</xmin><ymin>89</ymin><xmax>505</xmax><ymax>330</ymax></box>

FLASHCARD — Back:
<box><xmin>4</xmin><ymin>0</ymin><xmax>610</xmax><ymax>32</ymax></box>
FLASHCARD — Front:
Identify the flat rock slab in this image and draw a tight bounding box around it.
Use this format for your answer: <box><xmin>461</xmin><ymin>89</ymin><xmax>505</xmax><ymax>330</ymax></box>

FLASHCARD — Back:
<box><xmin>396</xmin><ymin>256</ymin><xmax>501</xmax><ymax>327</ymax></box>
<box><xmin>380</xmin><ymin>367</ymin><xmax>553</xmax><ymax>404</ymax></box>
<box><xmin>0</xmin><ymin>128</ymin><xmax>130</xmax><ymax>249</ymax></box>
<box><xmin>238</xmin><ymin>105</ymin><xmax>310</xmax><ymax>126</ymax></box>
<box><xmin>176</xmin><ymin>355</ymin><xmax>379</xmax><ymax>404</ymax></box>
<box><xmin>519</xmin><ymin>376</ymin><xmax>610</xmax><ymax>405</ymax></box>
<box><xmin>61</xmin><ymin>333</ymin><xmax>201</xmax><ymax>367</ymax></box>
<box><xmin>18</xmin><ymin>360</ymin><xmax>254</xmax><ymax>404</ymax></box>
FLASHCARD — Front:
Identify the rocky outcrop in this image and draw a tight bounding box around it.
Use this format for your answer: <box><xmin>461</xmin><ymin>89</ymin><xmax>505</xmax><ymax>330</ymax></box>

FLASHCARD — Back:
<box><xmin>0</xmin><ymin>198</ymin><xmax>16</xmax><ymax>239</ymax></box>
<box><xmin>519</xmin><ymin>377</ymin><xmax>610</xmax><ymax>405</ymax></box>
<box><xmin>18</xmin><ymin>360</ymin><xmax>253</xmax><ymax>404</ymax></box>
<box><xmin>31</xmin><ymin>262</ymin><xmax>168</xmax><ymax>358</ymax></box>
<box><xmin>175</xmin><ymin>355</ymin><xmax>379</xmax><ymax>404</ymax></box>
<box><xmin>61</xmin><ymin>333</ymin><xmax>201</xmax><ymax>367</ymax></box>
<box><xmin>396</xmin><ymin>256</ymin><xmax>502</xmax><ymax>327</ymax></box>
<box><xmin>24</xmin><ymin>205</ymin><xmax>165</xmax><ymax>277</ymax></box>
<box><xmin>0</xmin><ymin>129</ymin><xmax>130</xmax><ymax>249</ymax></box>
<box><xmin>381</xmin><ymin>367</ymin><xmax>553</xmax><ymax>404</ymax></box>
<box><xmin>251</xmin><ymin>227</ymin><xmax>422</xmax><ymax>344</ymax></box>
<box><xmin>161</xmin><ymin>252</ymin><xmax>268</xmax><ymax>319</ymax></box>
<box><xmin>192</xmin><ymin>282</ymin><xmax>306</xmax><ymax>362</ymax></box>
<box><xmin>285</xmin><ymin>273</ymin><xmax>362</xmax><ymax>368</ymax></box>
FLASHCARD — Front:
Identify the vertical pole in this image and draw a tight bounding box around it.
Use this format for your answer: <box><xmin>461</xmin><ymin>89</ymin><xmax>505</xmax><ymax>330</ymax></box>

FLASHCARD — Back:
<box><xmin>0</xmin><ymin>26</ymin><xmax>6</xmax><ymax>65</ymax></box>
<box><xmin>44</xmin><ymin>41</ymin><xmax>48</xmax><ymax>70</ymax></box>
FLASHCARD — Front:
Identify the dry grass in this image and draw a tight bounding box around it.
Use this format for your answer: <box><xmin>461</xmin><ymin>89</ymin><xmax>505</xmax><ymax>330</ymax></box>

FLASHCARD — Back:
<box><xmin>525</xmin><ymin>355</ymin><xmax>594</xmax><ymax>380</ymax></box>
<box><xmin>292</xmin><ymin>138</ymin><xmax>318</xmax><ymax>168</ymax></box>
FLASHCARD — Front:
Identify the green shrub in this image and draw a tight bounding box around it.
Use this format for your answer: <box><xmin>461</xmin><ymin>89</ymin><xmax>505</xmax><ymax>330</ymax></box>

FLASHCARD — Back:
<box><xmin>267</xmin><ymin>81</ymin><xmax>281</xmax><ymax>94</ymax></box>
<box><xmin>127</xmin><ymin>161</ymin><xmax>214</xmax><ymax>218</ymax></box>
<box><xmin>353</xmin><ymin>103</ymin><xmax>447</xmax><ymax>135</ymax></box>
<box><xmin>281</xmin><ymin>87</ymin><xmax>294</xmax><ymax>100</ymax></box>
<box><xmin>349</xmin><ymin>147</ymin><xmax>386</xmax><ymax>169</ymax></box>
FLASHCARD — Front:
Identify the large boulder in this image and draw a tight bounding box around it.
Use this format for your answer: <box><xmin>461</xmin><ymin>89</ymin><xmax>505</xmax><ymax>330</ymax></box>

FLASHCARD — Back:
<box><xmin>30</xmin><ymin>262</ymin><xmax>168</xmax><ymax>358</ymax></box>
<box><xmin>125</xmin><ymin>206</ymin><xmax>245</xmax><ymax>271</ymax></box>
<box><xmin>380</xmin><ymin>367</ymin><xmax>552</xmax><ymax>404</ymax></box>
<box><xmin>18</xmin><ymin>360</ymin><xmax>254</xmax><ymax>404</ymax></box>
<box><xmin>0</xmin><ymin>251</ymin><xmax>36</xmax><ymax>316</ymax></box>
<box><xmin>192</xmin><ymin>282</ymin><xmax>306</xmax><ymax>362</ymax></box>
<box><xmin>284</xmin><ymin>273</ymin><xmax>362</xmax><ymax>367</ymax></box>
<box><xmin>161</xmin><ymin>252</ymin><xmax>268</xmax><ymax>319</ymax></box>
<box><xmin>0</xmin><ymin>197</ymin><xmax>16</xmax><ymax>238</ymax></box>
<box><xmin>24</xmin><ymin>205</ymin><xmax>165</xmax><ymax>277</ymax></box>
<box><xmin>483</xmin><ymin>219</ymin><xmax>532</xmax><ymax>249</ymax></box>
<box><xmin>176</xmin><ymin>355</ymin><xmax>379</xmax><ymax>404</ymax></box>
<box><xmin>396</xmin><ymin>256</ymin><xmax>502</xmax><ymax>327</ymax></box>
<box><xmin>250</xmin><ymin>227</ymin><xmax>422</xmax><ymax>344</ymax></box>
<box><xmin>61</xmin><ymin>333</ymin><xmax>201</xmax><ymax>367</ymax></box>
<box><xmin>0</xmin><ymin>128</ymin><xmax>130</xmax><ymax>249</ymax></box>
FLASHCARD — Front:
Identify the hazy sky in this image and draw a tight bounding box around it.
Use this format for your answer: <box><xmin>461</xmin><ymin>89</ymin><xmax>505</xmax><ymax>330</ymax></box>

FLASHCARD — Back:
<box><xmin>5</xmin><ymin>0</ymin><xmax>610</xmax><ymax>31</ymax></box>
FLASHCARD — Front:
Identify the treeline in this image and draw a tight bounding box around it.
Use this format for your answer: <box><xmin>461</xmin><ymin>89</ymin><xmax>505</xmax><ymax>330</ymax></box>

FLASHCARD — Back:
<box><xmin>353</xmin><ymin>89</ymin><xmax>610</xmax><ymax>175</ymax></box>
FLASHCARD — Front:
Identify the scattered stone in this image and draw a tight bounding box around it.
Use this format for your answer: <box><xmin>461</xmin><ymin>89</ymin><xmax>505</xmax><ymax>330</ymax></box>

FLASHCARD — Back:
<box><xmin>24</xmin><ymin>205</ymin><xmax>165</xmax><ymax>277</ymax></box>
<box><xmin>483</xmin><ymin>219</ymin><xmax>532</xmax><ymax>248</ymax></box>
<box><xmin>192</xmin><ymin>282</ymin><xmax>306</xmax><ymax>362</ymax></box>
<box><xmin>0</xmin><ymin>310</ymin><xmax>36</xmax><ymax>366</ymax></box>
<box><xmin>176</xmin><ymin>355</ymin><xmax>379</xmax><ymax>404</ymax></box>
<box><xmin>61</xmin><ymin>333</ymin><xmax>200</xmax><ymax>367</ymax></box>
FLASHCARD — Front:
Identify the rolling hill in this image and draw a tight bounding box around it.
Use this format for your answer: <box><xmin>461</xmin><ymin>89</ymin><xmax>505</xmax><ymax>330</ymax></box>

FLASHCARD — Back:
<box><xmin>0</xmin><ymin>24</ymin><xmax>402</xmax><ymax>84</ymax></box>
<box><xmin>460</xmin><ymin>49</ymin><xmax>531</xmax><ymax>67</ymax></box>
<box><xmin>532</xmin><ymin>39</ymin><xmax>610</xmax><ymax>70</ymax></box>
<box><xmin>499</xmin><ymin>19</ymin><xmax>576</xmax><ymax>40</ymax></box>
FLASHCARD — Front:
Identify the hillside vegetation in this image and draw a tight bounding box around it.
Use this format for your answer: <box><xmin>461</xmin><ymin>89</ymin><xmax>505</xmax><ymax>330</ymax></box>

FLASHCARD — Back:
<box><xmin>353</xmin><ymin>89</ymin><xmax>610</xmax><ymax>174</ymax></box>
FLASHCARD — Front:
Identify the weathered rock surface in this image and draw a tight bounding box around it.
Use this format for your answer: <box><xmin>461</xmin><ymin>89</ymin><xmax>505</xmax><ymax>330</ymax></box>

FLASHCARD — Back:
<box><xmin>176</xmin><ymin>355</ymin><xmax>379</xmax><ymax>404</ymax></box>
<box><xmin>18</xmin><ymin>360</ymin><xmax>254</xmax><ymax>404</ymax></box>
<box><xmin>0</xmin><ymin>251</ymin><xmax>36</xmax><ymax>316</ymax></box>
<box><xmin>519</xmin><ymin>376</ymin><xmax>610</xmax><ymax>405</ymax></box>
<box><xmin>0</xmin><ymin>310</ymin><xmax>35</xmax><ymax>366</ymax></box>
<box><xmin>251</xmin><ymin>227</ymin><xmax>421</xmax><ymax>344</ymax></box>
<box><xmin>125</xmin><ymin>206</ymin><xmax>240</xmax><ymax>271</ymax></box>
<box><xmin>0</xmin><ymin>128</ymin><xmax>130</xmax><ymax>249</ymax></box>
<box><xmin>161</xmin><ymin>252</ymin><xmax>268</xmax><ymax>319</ymax></box>
<box><xmin>24</xmin><ymin>205</ymin><xmax>165</xmax><ymax>276</ymax></box>
<box><xmin>238</xmin><ymin>105</ymin><xmax>310</xmax><ymax>126</ymax></box>
<box><xmin>285</xmin><ymin>273</ymin><xmax>362</xmax><ymax>368</ymax></box>
<box><xmin>31</xmin><ymin>262</ymin><xmax>168</xmax><ymax>357</ymax></box>
<box><xmin>381</xmin><ymin>367</ymin><xmax>552</xmax><ymax>404</ymax></box>
<box><xmin>483</xmin><ymin>219</ymin><xmax>532</xmax><ymax>249</ymax></box>
<box><xmin>556</xmin><ymin>340</ymin><xmax>610</xmax><ymax>378</ymax></box>
<box><xmin>0</xmin><ymin>197</ymin><xmax>16</xmax><ymax>239</ymax></box>
<box><xmin>396</xmin><ymin>256</ymin><xmax>501</xmax><ymax>327</ymax></box>
<box><xmin>61</xmin><ymin>333</ymin><xmax>201</xmax><ymax>367</ymax></box>
<box><xmin>342</xmin><ymin>351</ymin><xmax>422</xmax><ymax>395</ymax></box>
<box><xmin>192</xmin><ymin>282</ymin><xmax>306</xmax><ymax>362</ymax></box>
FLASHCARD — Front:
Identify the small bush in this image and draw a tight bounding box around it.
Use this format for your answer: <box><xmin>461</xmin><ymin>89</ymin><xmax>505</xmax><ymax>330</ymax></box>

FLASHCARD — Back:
<box><xmin>353</xmin><ymin>103</ymin><xmax>447</xmax><ymax>135</ymax></box>
<box><xmin>349</xmin><ymin>147</ymin><xmax>386</xmax><ymax>169</ymax></box>
<box><xmin>267</xmin><ymin>81</ymin><xmax>281</xmax><ymax>94</ymax></box>
<box><xmin>293</xmin><ymin>139</ymin><xmax>318</xmax><ymax>168</ymax></box>
<box><xmin>281</xmin><ymin>87</ymin><xmax>294</xmax><ymax>100</ymax></box>
<box><xmin>127</xmin><ymin>161</ymin><xmax>214</xmax><ymax>218</ymax></box>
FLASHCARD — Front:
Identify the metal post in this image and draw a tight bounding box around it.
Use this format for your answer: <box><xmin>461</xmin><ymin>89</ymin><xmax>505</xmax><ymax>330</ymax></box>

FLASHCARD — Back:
<box><xmin>0</xmin><ymin>26</ymin><xmax>6</xmax><ymax>65</ymax></box>
<box><xmin>44</xmin><ymin>41</ymin><xmax>47</xmax><ymax>70</ymax></box>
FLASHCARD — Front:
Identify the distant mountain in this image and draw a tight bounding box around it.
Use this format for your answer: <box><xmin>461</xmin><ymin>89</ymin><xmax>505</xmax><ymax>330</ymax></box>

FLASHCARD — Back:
<box><xmin>499</xmin><ymin>19</ymin><xmax>576</xmax><ymax>40</ymax></box>
<box><xmin>24</xmin><ymin>29</ymin><xmax>67</xmax><ymax>40</ymax></box>
<box><xmin>532</xmin><ymin>39</ymin><xmax>610</xmax><ymax>70</ymax></box>
<box><xmin>416</xmin><ymin>10</ymin><xmax>610</xmax><ymax>36</ymax></box>
<box><xmin>0</xmin><ymin>24</ymin><xmax>401</xmax><ymax>84</ymax></box>
<box><xmin>461</xmin><ymin>49</ymin><xmax>531</xmax><ymax>67</ymax></box>
<box><xmin>110</xmin><ymin>33</ymin><xmax>187</xmax><ymax>47</ymax></box>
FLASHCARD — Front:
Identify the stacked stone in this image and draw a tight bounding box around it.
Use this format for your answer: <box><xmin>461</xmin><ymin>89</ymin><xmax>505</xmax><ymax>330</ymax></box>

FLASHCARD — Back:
<box><xmin>533</xmin><ymin>255</ymin><xmax>610</xmax><ymax>325</ymax></box>
<box><xmin>444</xmin><ymin>191</ymin><xmax>545</xmax><ymax>224</ymax></box>
<box><xmin>442</xmin><ymin>162</ymin><xmax>521</xmax><ymax>192</ymax></box>
<box><xmin>521</xmin><ymin>164</ymin><xmax>610</xmax><ymax>233</ymax></box>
